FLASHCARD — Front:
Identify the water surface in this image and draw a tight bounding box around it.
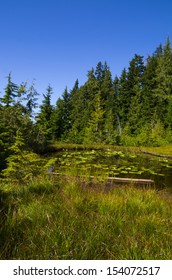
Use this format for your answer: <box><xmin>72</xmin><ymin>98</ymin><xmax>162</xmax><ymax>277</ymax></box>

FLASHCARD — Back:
<box><xmin>50</xmin><ymin>150</ymin><xmax>172</xmax><ymax>189</ymax></box>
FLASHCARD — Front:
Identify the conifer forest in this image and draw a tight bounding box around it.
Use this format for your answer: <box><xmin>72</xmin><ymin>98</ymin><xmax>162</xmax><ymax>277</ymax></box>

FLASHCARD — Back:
<box><xmin>1</xmin><ymin>39</ymin><xmax>172</xmax><ymax>260</ymax></box>
<box><xmin>1</xmin><ymin>39</ymin><xmax>172</xmax><ymax>167</ymax></box>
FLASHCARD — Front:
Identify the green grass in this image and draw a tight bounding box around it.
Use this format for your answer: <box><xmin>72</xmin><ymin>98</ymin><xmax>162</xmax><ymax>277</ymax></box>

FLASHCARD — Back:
<box><xmin>139</xmin><ymin>146</ymin><xmax>172</xmax><ymax>156</ymax></box>
<box><xmin>47</xmin><ymin>142</ymin><xmax>172</xmax><ymax>156</ymax></box>
<box><xmin>0</xmin><ymin>175</ymin><xmax>172</xmax><ymax>260</ymax></box>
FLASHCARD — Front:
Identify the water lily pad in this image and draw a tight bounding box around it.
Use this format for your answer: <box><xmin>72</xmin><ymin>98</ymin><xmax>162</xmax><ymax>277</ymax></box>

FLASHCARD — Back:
<box><xmin>121</xmin><ymin>171</ymin><xmax>128</xmax><ymax>174</ymax></box>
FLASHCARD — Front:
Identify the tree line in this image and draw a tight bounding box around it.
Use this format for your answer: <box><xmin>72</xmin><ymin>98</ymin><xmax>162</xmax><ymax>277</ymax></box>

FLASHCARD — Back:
<box><xmin>0</xmin><ymin>38</ymin><xmax>172</xmax><ymax>171</ymax></box>
<box><xmin>44</xmin><ymin>38</ymin><xmax>172</xmax><ymax>146</ymax></box>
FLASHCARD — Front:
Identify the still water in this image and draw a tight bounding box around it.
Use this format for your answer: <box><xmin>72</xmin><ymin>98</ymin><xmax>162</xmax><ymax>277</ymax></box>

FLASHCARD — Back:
<box><xmin>51</xmin><ymin>150</ymin><xmax>172</xmax><ymax>189</ymax></box>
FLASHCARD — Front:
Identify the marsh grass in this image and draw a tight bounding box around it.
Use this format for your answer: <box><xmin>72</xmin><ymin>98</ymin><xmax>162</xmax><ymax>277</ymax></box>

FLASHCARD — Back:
<box><xmin>0</xmin><ymin>175</ymin><xmax>172</xmax><ymax>260</ymax></box>
<box><xmin>47</xmin><ymin>142</ymin><xmax>172</xmax><ymax>156</ymax></box>
<box><xmin>139</xmin><ymin>146</ymin><xmax>172</xmax><ymax>156</ymax></box>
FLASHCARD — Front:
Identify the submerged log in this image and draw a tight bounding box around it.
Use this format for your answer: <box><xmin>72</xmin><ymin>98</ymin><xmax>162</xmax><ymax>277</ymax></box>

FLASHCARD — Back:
<box><xmin>106</xmin><ymin>176</ymin><xmax>154</xmax><ymax>184</ymax></box>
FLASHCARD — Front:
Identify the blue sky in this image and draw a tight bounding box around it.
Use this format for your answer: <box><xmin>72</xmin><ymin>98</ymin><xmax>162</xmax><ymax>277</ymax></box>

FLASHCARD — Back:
<box><xmin>0</xmin><ymin>0</ymin><xmax>172</xmax><ymax>105</ymax></box>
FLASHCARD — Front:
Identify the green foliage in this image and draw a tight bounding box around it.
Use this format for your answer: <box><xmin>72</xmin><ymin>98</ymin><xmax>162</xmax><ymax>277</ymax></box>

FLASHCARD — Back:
<box><xmin>2</xmin><ymin>130</ymin><xmax>44</xmax><ymax>182</ymax></box>
<box><xmin>26</xmin><ymin>80</ymin><xmax>39</xmax><ymax>117</ymax></box>
<box><xmin>36</xmin><ymin>84</ymin><xmax>53</xmax><ymax>140</ymax></box>
<box><xmin>48</xmin><ymin>45</ymin><xmax>172</xmax><ymax>146</ymax></box>
<box><xmin>84</xmin><ymin>90</ymin><xmax>105</xmax><ymax>143</ymax></box>
<box><xmin>0</xmin><ymin>38</ymin><xmax>172</xmax><ymax>154</ymax></box>
<box><xmin>44</xmin><ymin>158</ymin><xmax>57</xmax><ymax>171</ymax></box>
<box><xmin>0</xmin><ymin>73</ymin><xmax>18</xmax><ymax>106</ymax></box>
<box><xmin>0</xmin><ymin>178</ymin><xmax>172</xmax><ymax>259</ymax></box>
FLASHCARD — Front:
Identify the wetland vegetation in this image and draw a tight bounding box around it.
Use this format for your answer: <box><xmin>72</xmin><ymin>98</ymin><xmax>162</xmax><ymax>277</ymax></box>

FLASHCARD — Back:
<box><xmin>0</xmin><ymin>175</ymin><xmax>172</xmax><ymax>260</ymax></box>
<box><xmin>0</xmin><ymin>144</ymin><xmax>172</xmax><ymax>260</ymax></box>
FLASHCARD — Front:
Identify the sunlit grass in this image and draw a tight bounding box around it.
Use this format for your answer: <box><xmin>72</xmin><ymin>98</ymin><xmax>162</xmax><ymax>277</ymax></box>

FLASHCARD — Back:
<box><xmin>139</xmin><ymin>146</ymin><xmax>172</xmax><ymax>156</ymax></box>
<box><xmin>0</xmin><ymin>176</ymin><xmax>172</xmax><ymax>259</ymax></box>
<box><xmin>47</xmin><ymin>142</ymin><xmax>172</xmax><ymax>156</ymax></box>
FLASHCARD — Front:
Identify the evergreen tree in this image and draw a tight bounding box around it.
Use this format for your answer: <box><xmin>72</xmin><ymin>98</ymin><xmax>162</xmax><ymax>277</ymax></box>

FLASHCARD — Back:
<box><xmin>26</xmin><ymin>80</ymin><xmax>39</xmax><ymax>117</ymax></box>
<box><xmin>125</xmin><ymin>54</ymin><xmax>145</xmax><ymax>133</ymax></box>
<box><xmin>153</xmin><ymin>37</ymin><xmax>172</xmax><ymax>127</ymax></box>
<box><xmin>37</xmin><ymin>85</ymin><xmax>53</xmax><ymax>139</ymax></box>
<box><xmin>67</xmin><ymin>80</ymin><xmax>83</xmax><ymax>143</ymax></box>
<box><xmin>51</xmin><ymin>87</ymin><xmax>72</xmax><ymax>140</ymax></box>
<box><xmin>2</xmin><ymin>130</ymin><xmax>43</xmax><ymax>181</ymax></box>
<box><xmin>61</xmin><ymin>87</ymin><xmax>72</xmax><ymax>138</ymax></box>
<box><xmin>0</xmin><ymin>73</ymin><xmax>18</xmax><ymax>106</ymax></box>
<box><xmin>141</xmin><ymin>50</ymin><xmax>161</xmax><ymax>125</ymax></box>
<box><xmin>103</xmin><ymin>67</ymin><xmax>118</xmax><ymax>143</ymax></box>
<box><xmin>84</xmin><ymin>90</ymin><xmax>104</xmax><ymax>143</ymax></box>
<box><xmin>118</xmin><ymin>68</ymin><xmax>129</xmax><ymax>126</ymax></box>
<box><xmin>51</xmin><ymin>97</ymin><xmax>66</xmax><ymax>140</ymax></box>
<box><xmin>95</xmin><ymin>61</ymin><xmax>104</xmax><ymax>84</ymax></box>
<box><xmin>68</xmin><ymin>69</ymin><xmax>99</xmax><ymax>143</ymax></box>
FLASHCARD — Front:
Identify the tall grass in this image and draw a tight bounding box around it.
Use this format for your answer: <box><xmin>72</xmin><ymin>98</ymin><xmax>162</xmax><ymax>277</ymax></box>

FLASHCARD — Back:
<box><xmin>0</xmin><ymin>175</ymin><xmax>172</xmax><ymax>259</ymax></box>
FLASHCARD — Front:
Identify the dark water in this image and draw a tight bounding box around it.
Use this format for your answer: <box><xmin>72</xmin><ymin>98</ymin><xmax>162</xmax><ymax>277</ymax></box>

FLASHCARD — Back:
<box><xmin>52</xmin><ymin>150</ymin><xmax>172</xmax><ymax>189</ymax></box>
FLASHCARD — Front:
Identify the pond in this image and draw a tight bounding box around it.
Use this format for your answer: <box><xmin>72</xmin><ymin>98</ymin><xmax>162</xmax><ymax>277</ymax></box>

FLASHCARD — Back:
<box><xmin>49</xmin><ymin>149</ymin><xmax>172</xmax><ymax>189</ymax></box>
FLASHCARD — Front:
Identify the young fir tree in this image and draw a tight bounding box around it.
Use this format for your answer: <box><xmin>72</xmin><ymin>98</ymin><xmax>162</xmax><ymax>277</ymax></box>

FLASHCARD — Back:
<box><xmin>2</xmin><ymin>130</ymin><xmax>43</xmax><ymax>181</ymax></box>
<box><xmin>0</xmin><ymin>78</ymin><xmax>33</xmax><ymax>169</ymax></box>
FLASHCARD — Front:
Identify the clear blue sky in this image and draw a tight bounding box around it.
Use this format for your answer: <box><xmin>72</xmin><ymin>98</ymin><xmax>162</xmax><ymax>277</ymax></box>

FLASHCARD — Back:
<box><xmin>0</xmin><ymin>0</ymin><xmax>172</xmax><ymax>105</ymax></box>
